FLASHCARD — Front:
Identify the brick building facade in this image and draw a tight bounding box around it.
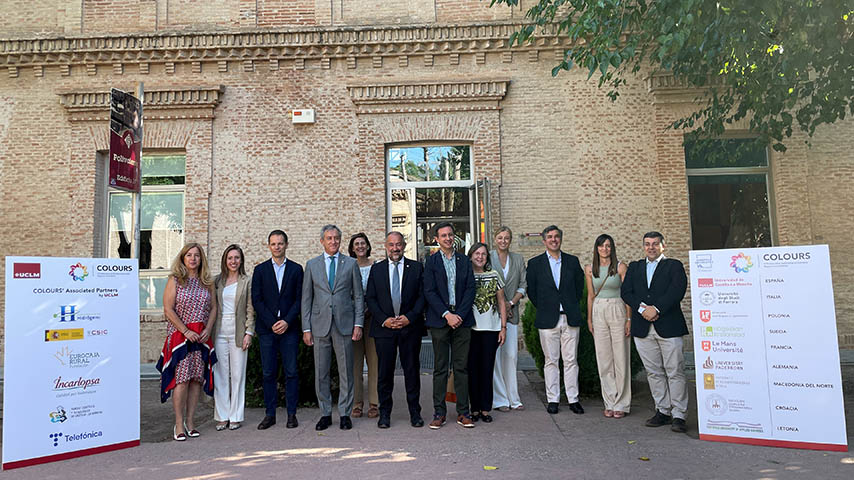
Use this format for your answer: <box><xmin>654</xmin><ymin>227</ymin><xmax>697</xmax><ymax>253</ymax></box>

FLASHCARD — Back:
<box><xmin>1</xmin><ymin>0</ymin><xmax>852</xmax><ymax>363</ymax></box>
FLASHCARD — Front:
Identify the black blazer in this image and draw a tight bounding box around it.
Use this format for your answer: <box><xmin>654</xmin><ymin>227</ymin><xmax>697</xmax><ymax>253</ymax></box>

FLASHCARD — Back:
<box><xmin>251</xmin><ymin>258</ymin><xmax>304</xmax><ymax>335</ymax></box>
<box><xmin>422</xmin><ymin>250</ymin><xmax>476</xmax><ymax>329</ymax></box>
<box><xmin>620</xmin><ymin>257</ymin><xmax>688</xmax><ymax>338</ymax></box>
<box><xmin>365</xmin><ymin>258</ymin><xmax>426</xmax><ymax>338</ymax></box>
<box><xmin>526</xmin><ymin>251</ymin><xmax>584</xmax><ymax>328</ymax></box>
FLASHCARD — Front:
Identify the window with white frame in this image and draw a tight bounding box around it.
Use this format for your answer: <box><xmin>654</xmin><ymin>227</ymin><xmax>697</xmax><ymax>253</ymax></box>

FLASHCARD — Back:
<box><xmin>386</xmin><ymin>145</ymin><xmax>474</xmax><ymax>261</ymax></box>
<box><xmin>685</xmin><ymin>138</ymin><xmax>775</xmax><ymax>250</ymax></box>
<box><xmin>106</xmin><ymin>154</ymin><xmax>185</xmax><ymax>310</ymax></box>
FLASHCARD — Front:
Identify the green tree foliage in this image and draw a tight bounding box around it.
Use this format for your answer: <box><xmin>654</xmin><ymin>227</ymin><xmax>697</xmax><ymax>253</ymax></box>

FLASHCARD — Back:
<box><xmin>492</xmin><ymin>0</ymin><xmax>853</xmax><ymax>152</ymax></box>
<box><xmin>521</xmin><ymin>286</ymin><xmax>643</xmax><ymax>396</ymax></box>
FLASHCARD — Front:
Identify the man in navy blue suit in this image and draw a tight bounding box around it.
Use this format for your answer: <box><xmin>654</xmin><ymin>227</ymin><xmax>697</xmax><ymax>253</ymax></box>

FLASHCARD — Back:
<box><xmin>423</xmin><ymin>222</ymin><xmax>476</xmax><ymax>429</ymax></box>
<box><xmin>251</xmin><ymin>230</ymin><xmax>304</xmax><ymax>430</ymax></box>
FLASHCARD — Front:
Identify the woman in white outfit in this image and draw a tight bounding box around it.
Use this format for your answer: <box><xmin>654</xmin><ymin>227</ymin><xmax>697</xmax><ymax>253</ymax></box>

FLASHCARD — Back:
<box><xmin>212</xmin><ymin>244</ymin><xmax>255</xmax><ymax>430</ymax></box>
<box><xmin>490</xmin><ymin>227</ymin><xmax>527</xmax><ymax>412</ymax></box>
<box><xmin>584</xmin><ymin>234</ymin><xmax>632</xmax><ymax>418</ymax></box>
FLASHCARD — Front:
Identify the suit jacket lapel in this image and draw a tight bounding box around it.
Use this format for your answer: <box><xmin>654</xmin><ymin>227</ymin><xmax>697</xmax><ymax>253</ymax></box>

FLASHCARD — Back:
<box><xmin>648</xmin><ymin>259</ymin><xmax>665</xmax><ymax>291</ymax></box>
<box><xmin>277</xmin><ymin>260</ymin><xmax>287</xmax><ymax>297</ymax></box>
<box><xmin>435</xmin><ymin>253</ymin><xmax>449</xmax><ymax>304</ymax></box>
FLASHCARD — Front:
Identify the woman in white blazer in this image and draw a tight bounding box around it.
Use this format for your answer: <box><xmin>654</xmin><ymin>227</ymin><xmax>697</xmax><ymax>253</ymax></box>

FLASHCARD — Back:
<box><xmin>490</xmin><ymin>227</ymin><xmax>527</xmax><ymax>411</ymax></box>
<box><xmin>212</xmin><ymin>244</ymin><xmax>255</xmax><ymax>430</ymax></box>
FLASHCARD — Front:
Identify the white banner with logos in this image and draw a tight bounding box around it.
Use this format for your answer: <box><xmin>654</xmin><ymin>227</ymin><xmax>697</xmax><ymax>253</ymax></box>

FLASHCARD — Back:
<box><xmin>3</xmin><ymin>257</ymin><xmax>140</xmax><ymax>469</ymax></box>
<box><xmin>690</xmin><ymin>245</ymin><xmax>847</xmax><ymax>451</ymax></box>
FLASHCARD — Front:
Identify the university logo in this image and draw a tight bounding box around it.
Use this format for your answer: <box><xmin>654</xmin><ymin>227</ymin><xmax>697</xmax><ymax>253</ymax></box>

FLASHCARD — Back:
<box><xmin>703</xmin><ymin>373</ymin><xmax>716</xmax><ymax>390</ymax></box>
<box><xmin>700</xmin><ymin>310</ymin><xmax>712</xmax><ymax>322</ymax></box>
<box><xmin>729</xmin><ymin>253</ymin><xmax>753</xmax><ymax>273</ymax></box>
<box><xmin>701</xmin><ymin>340</ymin><xmax>711</xmax><ymax>352</ymax></box>
<box><xmin>697</xmin><ymin>278</ymin><xmax>714</xmax><ymax>288</ymax></box>
<box><xmin>13</xmin><ymin>262</ymin><xmax>40</xmax><ymax>279</ymax></box>
<box><xmin>68</xmin><ymin>263</ymin><xmax>88</xmax><ymax>281</ymax></box>
<box><xmin>695</xmin><ymin>254</ymin><xmax>712</xmax><ymax>271</ymax></box>
<box><xmin>703</xmin><ymin>356</ymin><xmax>714</xmax><ymax>369</ymax></box>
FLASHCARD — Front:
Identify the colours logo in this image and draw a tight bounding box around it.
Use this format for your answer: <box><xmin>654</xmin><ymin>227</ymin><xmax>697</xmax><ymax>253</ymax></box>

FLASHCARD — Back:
<box><xmin>730</xmin><ymin>253</ymin><xmax>753</xmax><ymax>273</ymax></box>
<box><xmin>13</xmin><ymin>262</ymin><xmax>40</xmax><ymax>279</ymax></box>
<box><xmin>69</xmin><ymin>263</ymin><xmax>88</xmax><ymax>281</ymax></box>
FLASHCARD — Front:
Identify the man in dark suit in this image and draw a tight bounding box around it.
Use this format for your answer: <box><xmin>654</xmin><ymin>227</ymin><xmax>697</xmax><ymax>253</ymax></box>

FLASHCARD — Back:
<box><xmin>526</xmin><ymin>225</ymin><xmax>585</xmax><ymax>415</ymax></box>
<box><xmin>365</xmin><ymin>231</ymin><xmax>426</xmax><ymax>429</ymax></box>
<box><xmin>620</xmin><ymin>231</ymin><xmax>688</xmax><ymax>433</ymax></box>
<box><xmin>251</xmin><ymin>229</ymin><xmax>304</xmax><ymax>430</ymax></box>
<box><xmin>423</xmin><ymin>222</ymin><xmax>476</xmax><ymax>429</ymax></box>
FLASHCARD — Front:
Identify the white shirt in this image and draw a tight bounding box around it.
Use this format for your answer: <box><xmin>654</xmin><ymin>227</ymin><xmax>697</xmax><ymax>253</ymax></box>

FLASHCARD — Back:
<box><xmin>324</xmin><ymin>252</ymin><xmax>339</xmax><ymax>284</ymax></box>
<box><xmin>547</xmin><ymin>251</ymin><xmax>562</xmax><ymax>289</ymax></box>
<box><xmin>646</xmin><ymin>253</ymin><xmax>665</xmax><ymax>288</ymax></box>
<box><xmin>388</xmin><ymin>259</ymin><xmax>404</xmax><ymax>298</ymax></box>
<box><xmin>271</xmin><ymin>256</ymin><xmax>287</xmax><ymax>291</ymax></box>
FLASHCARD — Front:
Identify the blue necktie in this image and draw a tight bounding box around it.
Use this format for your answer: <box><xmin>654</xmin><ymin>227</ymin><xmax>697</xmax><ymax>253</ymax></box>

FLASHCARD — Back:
<box><xmin>328</xmin><ymin>256</ymin><xmax>336</xmax><ymax>290</ymax></box>
<box><xmin>391</xmin><ymin>261</ymin><xmax>401</xmax><ymax>316</ymax></box>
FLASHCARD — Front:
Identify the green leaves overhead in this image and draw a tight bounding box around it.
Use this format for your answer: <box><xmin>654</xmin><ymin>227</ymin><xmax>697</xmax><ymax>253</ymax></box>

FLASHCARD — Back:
<box><xmin>491</xmin><ymin>0</ymin><xmax>854</xmax><ymax>152</ymax></box>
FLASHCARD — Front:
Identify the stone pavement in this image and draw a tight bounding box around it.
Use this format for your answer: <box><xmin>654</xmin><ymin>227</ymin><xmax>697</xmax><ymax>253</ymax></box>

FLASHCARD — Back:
<box><xmin>1</xmin><ymin>369</ymin><xmax>853</xmax><ymax>479</ymax></box>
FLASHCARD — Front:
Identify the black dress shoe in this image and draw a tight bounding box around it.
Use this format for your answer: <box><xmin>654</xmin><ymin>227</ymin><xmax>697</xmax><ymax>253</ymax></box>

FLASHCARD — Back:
<box><xmin>547</xmin><ymin>402</ymin><xmax>559</xmax><ymax>414</ymax></box>
<box><xmin>645</xmin><ymin>410</ymin><xmax>672</xmax><ymax>427</ymax></box>
<box><xmin>340</xmin><ymin>416</ymin><xmax>353</xmax><ymax>430</ymax></box>
<box><xmin>471</xmin><ymin>412</ymin><xmax>481</xmax><ymax>422</ymax></box>
<box><xmin>257</xmin><ymin>416</ymin><xmax>276</xmax><ymax>430</ymax></box>
<box><xmin>568</xmin><ymin>402</ymin><xmax>585</xmax><ymax>414</ymax></box>
<box><xmin>671</xmin><ymin>418</ymin><xmax>687</xmax><ymax>433</ymax></box>
<box><xmin>315</xmin><ymin>415</ymin><xmax>332</xmax><ymax>431</ymax></box>
<box><xmin>377</xmin><ymin>416</ymin><xmax>390</xmax><ymax>429</ymax></box>
<box><xmin>480</xmin><ymin>414</ymin><xmax>493</xmax><ymax>423</ymax></box>
<box><xmin>410</xmin><ymin>415</ymin><xmax>424</xmax><ymax>428</ymax></box>
<box><xmin>286</xmin><ymin>414</ymin><xmax>299</xmax><ymax>429</ymax></box>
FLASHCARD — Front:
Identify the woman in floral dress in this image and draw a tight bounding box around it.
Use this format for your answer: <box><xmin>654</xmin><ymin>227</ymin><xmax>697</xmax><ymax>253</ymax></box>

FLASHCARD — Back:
<box><xmin>157</xmin><ymin>242</ymin><xmax>218</xmax><ymax>441</ymax></box>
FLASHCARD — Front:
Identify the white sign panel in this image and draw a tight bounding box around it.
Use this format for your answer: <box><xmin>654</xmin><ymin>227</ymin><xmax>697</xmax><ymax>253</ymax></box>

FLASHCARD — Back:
<box><xmin>3</xmin><ymin>257</ymin><xmax>140</xmax><ymax>469</ymax></box>
<box><xmin>690</xmin><ymin>246</ymin><xmax>846</xmax><ymax>451</ymax></box>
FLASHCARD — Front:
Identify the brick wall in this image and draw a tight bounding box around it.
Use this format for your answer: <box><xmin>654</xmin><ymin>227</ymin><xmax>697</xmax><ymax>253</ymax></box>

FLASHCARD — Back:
<box><xmin>1</xmin><ymin>18</ymin><xmax>852</xmax><ymax>363</ymax></box>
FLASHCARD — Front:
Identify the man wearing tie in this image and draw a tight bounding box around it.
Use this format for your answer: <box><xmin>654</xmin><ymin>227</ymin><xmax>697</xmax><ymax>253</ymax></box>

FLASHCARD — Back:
<box><xmin>526</xmin><ymin>225</ymin><xmax>585</xmax><ymax>415</ymax></box>
<box><xmin>423</xmin><ymin>222</ymin><xmax>476</xmax><ymax>429</ymax></box>
<box><xmin>251</xmin><ymin>230</ymin><xmax>304</xmax><ymax>430</ymax></box>
<box><xmin>365</xmin><ymin>231</ymin><xmax>426</xmax><ymax>429</ymax></box>
<box><xmin>302</xmin><ymin>224</ymin><xmax>365</xmax><ymax>431</ymax></box>
<box><xmin>620</xmin><ymin>231</ymin><xmax>688</xmax><ymax>433</ymax></box>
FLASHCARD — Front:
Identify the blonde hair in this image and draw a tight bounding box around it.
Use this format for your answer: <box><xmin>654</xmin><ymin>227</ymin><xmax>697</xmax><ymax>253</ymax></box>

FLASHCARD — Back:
<box><xmin>170</xmin><ymin>242</ymin><xmax>214</xmax><ymax>291</ymax></box>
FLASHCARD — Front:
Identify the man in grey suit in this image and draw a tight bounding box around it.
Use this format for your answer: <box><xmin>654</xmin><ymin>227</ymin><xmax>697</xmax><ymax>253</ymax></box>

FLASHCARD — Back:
<box><xmin>302</xmin><ymin>224</ymin><xmax>365</xmax><ymax>431</ymax></box>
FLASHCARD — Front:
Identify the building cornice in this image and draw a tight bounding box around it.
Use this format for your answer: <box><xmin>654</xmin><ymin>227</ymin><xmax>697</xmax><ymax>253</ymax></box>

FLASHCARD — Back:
<box><xmin>0</xmin><ymin>22</ymin><xmax>566</xmax><ymax>74</ymax></box>
<box><xmin>59</xmin><ymin>86</ymin><xmax>225</xmax><ymax>121</ymax></box>
<box><xmin>347</xmin><ymin>79</ymin><xmax>509</xmax><ymax>114</ymax></box>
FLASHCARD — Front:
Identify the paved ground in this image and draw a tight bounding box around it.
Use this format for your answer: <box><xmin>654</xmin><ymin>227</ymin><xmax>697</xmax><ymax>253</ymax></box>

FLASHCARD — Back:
<box><xmin>1</xmin><ymin>367</ymin><xmax>853</xmax><ymax>479</ymax></box>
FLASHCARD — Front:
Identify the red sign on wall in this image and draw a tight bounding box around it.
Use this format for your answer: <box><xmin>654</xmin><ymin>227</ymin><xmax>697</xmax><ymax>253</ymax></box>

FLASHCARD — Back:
<box><xmin>108</xmin><ymin>88</ymin><xmax>142</xmax><ymax>192</ymax></box>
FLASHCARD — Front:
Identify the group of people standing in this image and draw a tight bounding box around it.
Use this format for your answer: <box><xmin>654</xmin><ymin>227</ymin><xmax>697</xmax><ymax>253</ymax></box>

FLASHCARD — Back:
<box><xmin>156</xmin><ymin>223</ymin><xmax>689</xmax><ymax>440</ymax></box>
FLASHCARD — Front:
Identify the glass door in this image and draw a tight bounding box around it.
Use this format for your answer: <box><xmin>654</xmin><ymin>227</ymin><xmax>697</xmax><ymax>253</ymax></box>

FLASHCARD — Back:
<box><xmin>387</xmin><ymin>145</ymin><xmax>475</xmax><ymax>262</ymax></box>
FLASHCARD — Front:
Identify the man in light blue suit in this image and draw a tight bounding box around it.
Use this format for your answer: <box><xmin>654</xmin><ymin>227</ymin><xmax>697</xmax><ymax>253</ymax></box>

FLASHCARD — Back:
<box><xmin>302</xmin><ymin>224</ymin><xmax>365</xmax><ymax>431</ymax></box>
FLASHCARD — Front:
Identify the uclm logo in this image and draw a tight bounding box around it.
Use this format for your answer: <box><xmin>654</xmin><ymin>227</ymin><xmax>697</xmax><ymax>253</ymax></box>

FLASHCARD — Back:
<box><xmin>13</xmin><ymin>263</ymin><xmax>41</xmax><ymax>279</ymax></box>
<box><xmin>697</xmin><ymin>278</ymin><xmax>714</xmax><ymax>288</ymax></box>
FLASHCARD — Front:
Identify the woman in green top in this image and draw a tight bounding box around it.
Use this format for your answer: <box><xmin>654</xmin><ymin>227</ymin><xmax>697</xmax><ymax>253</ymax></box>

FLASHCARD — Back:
<box><xmin>584</xmin><ymin>234</ymin><xmax>633</xmax><ymax>418</ymax></box>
